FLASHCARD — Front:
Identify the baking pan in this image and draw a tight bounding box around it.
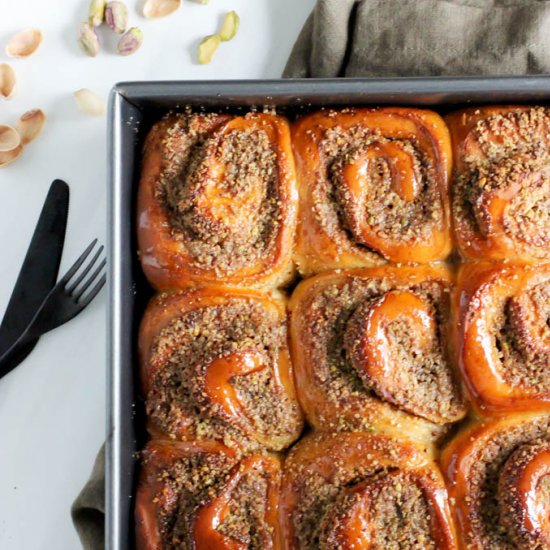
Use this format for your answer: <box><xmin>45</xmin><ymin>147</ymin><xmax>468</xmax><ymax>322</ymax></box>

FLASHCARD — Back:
<box><xmin>106</xmin><ymin>76</ymin><xmax>550</xmax><ymax>550</ymax></box>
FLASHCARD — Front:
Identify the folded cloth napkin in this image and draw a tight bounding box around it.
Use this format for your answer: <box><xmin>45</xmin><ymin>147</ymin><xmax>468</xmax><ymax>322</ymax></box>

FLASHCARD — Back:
<box><xmin>283</xmin><ymin>0</ymin><xmax>550</xmax><ymax>78</ymax></box>
<box><xmin>72</xmin><ymin>445</ymin><xmax>105</xmax><ymax>550</ymax></box>
<box><xmin>72</xmin><ymin>1</ymin><xmax>550</xmax><ymax>548</ymax></box>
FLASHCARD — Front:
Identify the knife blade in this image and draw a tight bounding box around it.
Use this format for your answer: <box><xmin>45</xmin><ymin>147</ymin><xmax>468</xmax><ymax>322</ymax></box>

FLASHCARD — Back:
<box><xmin>0</xmin><ymin>179</ymin><xmax>70</xmax><ymax>372</ymax></box>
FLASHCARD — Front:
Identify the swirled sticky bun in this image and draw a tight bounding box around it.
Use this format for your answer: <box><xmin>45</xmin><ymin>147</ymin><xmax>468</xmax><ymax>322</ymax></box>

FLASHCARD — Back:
<box><xmin>441</xmin><ymin>413</ymin><xmax>550</xmax><ymax>550</ymax></box>
<box><xmin>292</xmin><ymin>108</ymin><xmax>452</xmax><ymax>275</ymax></box>
<box><xmin>289</xmin><ymin>266</ymin><xmax>467</xmax><ymax>448</ymax></box>
<box><xmin>135</xmin><ymin>440</ymin><xmax>281</xmax><ymax>550</ymax></box>
<box><xmin>138</xmin><ymin>111</ymin><xmax>298</xmax><ymax>291</ymax></box>
<box><xmin>139</xmin><ymin>287</ymin><xmax>304</xmax><ymax>452</ymax></box>
<box><xmin>448</xmin><ymin>106</ymin><xmax>550</xmax><ymax>262</ymax></box>
<box><xmin>279</xmin><ymin>431</ymin><xmax>458</xmax><ymax>550</ymax></box>
<box><xmin>456</xmin><ymin>263</ymin><xmax>550</xmax><ymax>415</ymax></box>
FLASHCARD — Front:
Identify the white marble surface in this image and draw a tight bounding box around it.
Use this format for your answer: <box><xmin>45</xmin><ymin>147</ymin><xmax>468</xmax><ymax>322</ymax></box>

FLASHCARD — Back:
<box><xmin>0</xmin><ymin>1</ymin><xmax>314</xmax><ymax>547</ymax></box>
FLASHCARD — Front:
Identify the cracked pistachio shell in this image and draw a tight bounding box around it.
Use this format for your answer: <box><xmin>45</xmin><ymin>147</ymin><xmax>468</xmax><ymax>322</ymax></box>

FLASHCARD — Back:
<box><xmin>0</xmin><ymin>63</ymin><xmax>16</xmax><ymax>99</ymax></box>
<box><xmin>118</xmin><ymin>27</ymin><xmax>143</xmax><ymax>56</ymax></box>
<box><xmin>17</xmin><ymin>109</ymin><xmax>46</xmax><ymax>145</ymax></box>
<box><xmin>0</xmin><ymin>125</ymin><xmax>21</xmax><ymax>153</ymax></box>
<box><xmin>89</xmin><ymin>0</ymin><xmax>106</xmax><ymax>26</ymax></box>
<box><xmin>219</xmin><ymin>11</ymin><xmax>240</xmax><ymax>42</ymax></box>
<box><xmin>143</xmin><ymin>0</ymin><xmax>181</xmax><ymax>18</ymax></box>
<box><xmin>6</xmin><ymin>28</ymin><xmax>43</xmax><ymax>58</ymax></box>
<box><xmin>74</xmin><ymin>89</ymin><xmax>106</xmax><ymax>116</ymax></box>
<box><xmin>105</xmin><ymin>1</ymin><xmax>128</xmax><ymax>33</ymax></box>
<box><xmin>78</xmin><ymin>23</ymin><xmax>100</xmax><ymax>57</ymax></box>
<box><xmin>198</xmin><ymin>34</ymin><xmax>221</xmax><ymax>65</ymax></box>
<box><xmin>0</xmin><ymin>145</ymin><xmax>23</xmax><ymax>168</ymax></box>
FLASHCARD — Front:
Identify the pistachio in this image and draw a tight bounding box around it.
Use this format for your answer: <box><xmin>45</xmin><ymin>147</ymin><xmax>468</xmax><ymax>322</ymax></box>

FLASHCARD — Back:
<box><xmin>74</xmin><ymin>88</ymin><xmax>106</xmax><ymax>116</ymax></box>
<box><xmin>78</xmin><ymin>23</ymin><xmax>100</xmax><ymax>57</ymax></box>
<box><xmin>88</xmin><ymin>0</ymin><xmax>106</xmax><ymax>26</ymax></box>
<box><xmin>0</xmin><ymin>145</ymin><xmax>23</xmax><ymax>168</ymax></box>
<box><xmin>6</xmin><ymin>28</ymin><xmax>43</xmax><ymax>58</ymax></box>
<box><xmin>219</xmin><ymin>11</ymin><xmax>239</xmax><ymax>42</ymax></box>
<box><xmin>198</xmin><ymin>34</ymin><xmax>221</xmax><ymax>65</ymax></box>
<box><xmin>17</xmin><ymin>109</ymin><xmax>46</xmax><ymax>145</ymax></box>
<box><xmin>143</xmin><ymin>0</ymin><xmax>181</xmax><ymax>19</ymax></box>
<box><xmin>0</xmin><ymin>63</ymin><xmax>16</xmax><ymax>100</ymax></box>
<box><xmin>0</xmin><ymin>125</ymin><xmax>21</xmax><ymax>153</ymax></box>
<box><xmin>118</xmin><ymin>27</ymin><xmax>143</xmax><ymax>56</ymax></box>
<box><xmin>105</xmin><ymin>1</ymin><xmax>128</xmax><ymax>34</ymax></box>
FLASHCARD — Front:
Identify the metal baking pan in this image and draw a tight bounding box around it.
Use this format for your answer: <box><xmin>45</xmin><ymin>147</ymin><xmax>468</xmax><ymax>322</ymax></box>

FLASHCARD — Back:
<box><xmin>106</xmin><ymin>76</ymin><xmax>550</xmax><ymax>550</ymax></box>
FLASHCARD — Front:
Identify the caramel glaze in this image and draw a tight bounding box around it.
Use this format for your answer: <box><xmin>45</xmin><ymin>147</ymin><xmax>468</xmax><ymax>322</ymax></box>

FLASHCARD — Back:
<box><xmin>292</xmin><ymin>107</ymin><xmax>453</xmax><ymax>276</ymax></box>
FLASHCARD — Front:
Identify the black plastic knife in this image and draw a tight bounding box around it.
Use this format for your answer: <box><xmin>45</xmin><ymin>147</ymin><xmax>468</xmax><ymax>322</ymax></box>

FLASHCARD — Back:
<box><xmin>0</xmin><ymin>179</ymin><xmax>69</xmax><ymax>377</ymax></box>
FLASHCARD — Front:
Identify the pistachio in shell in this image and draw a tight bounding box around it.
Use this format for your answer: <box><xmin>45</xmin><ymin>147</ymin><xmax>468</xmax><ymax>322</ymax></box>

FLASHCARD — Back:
<box><xmin>0</xmin><ymin>145</ymin><xmax>23</xmax><ymax>168</ymax></box>
<box><xmin>142</xmin><ymin>0</ymin><xmax>181</xmax><ymax>19</ymax></box>
<box><xmin>198</xmin><ymin>34</ymin><xmax>221</xmax><ymax>65</ymax></box>
<box><xmin>0</xmin><ymin>125</ymin><xmax>21</xmax><ymax>153</ymax></box>
<box><xmin>0</xmin><ymin>63</ymin><xmax>16</xmax><ymax>100</ymax></box>
<box><xmin>6</xmin><ymin>28</ymin><xmax>43</xmax><ymax>58</ymax></box>
<box><xmin>17</xmin><ymin>109</ymin><xmax>46</xmax><ymax>145</ymax></box>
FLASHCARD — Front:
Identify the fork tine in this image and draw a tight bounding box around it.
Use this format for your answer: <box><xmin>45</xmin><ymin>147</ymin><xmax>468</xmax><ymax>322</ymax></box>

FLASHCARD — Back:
<box><xmin>67</xmin><ymin>245</ymin><xmax>104</xmax><ymax>294</ymax></box>
<box><xmin>75</xmin><ymin>258</ymin><xmax>106</xmax><ymax>302</ymax></box>
<box><xmin>59</xmin><ymin>239</ymin><xmax>98</xmax><ymax>285</ymax></box>
<box><xmin>77</xmin><ymin>273</ymin><xmax>106</xmax><ymax>308</ymax></box>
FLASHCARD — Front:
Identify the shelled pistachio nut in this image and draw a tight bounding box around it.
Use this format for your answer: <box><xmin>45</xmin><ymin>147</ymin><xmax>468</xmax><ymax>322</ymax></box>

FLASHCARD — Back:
<box><xmin>78</xmin><ymin>23</ymin><xmax>100</xmax><ymax>57</ymax></box>
<box><xmin>89</xmin><ymin>0</ymin><xmax>107</xmax><ymax>27</ymax></box>
<box><xmin>143</xmin><ymin>0</ymin><xmax>181</xmax><ymax>18</ymax></box>
<box><xmin>105</xmin><ymin>1</ymin><xmax>128</xmax><ymax>33</ymax></box>
<box><xmin>6</xmin><ymin>28</ymin><xmax>43</xmax><ymax>58</ymax></box>
<box><xmin>118</xmin><ymin>27</ymin><xmax>143</xmax><ymax>56</ymax></box>
<box><xmin>219</xmin><ymin>11</ymin><xmax>240</xmax><ymax>42</ymax></box>
<box><xmin>74</xmin><ymin>89</ymin><xmax>106</xmax><ymax>116</ymax></box>
<box><xmin>198</xmin><ymin>34</ymin><xmax>221</xmax><ymax>65</ymax></box>
<box><xmin>0</xmin><ymin>63</ymin><xmax>16</xmax><ymax>99</ymax></box>
<box><xmin>17</xmin><ymin>109</ymin><xmax>46</xmax><ymax>145</ymax></box>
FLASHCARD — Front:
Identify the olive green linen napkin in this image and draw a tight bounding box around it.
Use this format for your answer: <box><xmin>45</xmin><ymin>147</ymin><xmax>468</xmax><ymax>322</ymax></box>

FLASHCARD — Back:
<box><xmin>283</xmin><ymin>0</ymin><xmax>550</xmax><ymax>78</ymax></box>
<box><xmin>72</xmin><ymin>445</ymin><xmax>105</xmax><ymax>550</ymax></box>
<box><xmin>72</xmin><ymin>1</ymin><xmax>550</xmax><ymax>548</ymax></box>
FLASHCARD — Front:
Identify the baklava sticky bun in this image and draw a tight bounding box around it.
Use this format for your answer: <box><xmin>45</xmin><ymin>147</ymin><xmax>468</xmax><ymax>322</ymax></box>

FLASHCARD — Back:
<box><xmin>138</xmin><ymin>112</ymin><xmax>298</xmax><ymax>291</ymax></box>
<box><xmin>136</xmin><ymin>440</ymin><xmax>281</xmax><ymax>550</ymax></box>
<box><xmin>448</xmin><ymin>106</ymin><xmax>550</xmax><ymax>262</ymax></box>
<box><xmin>279</xmin><ymin>431</ymin><xmax>458</xmax><ymax>550</ymax></box>
<box><xmin>292</xmin><ymin>108</ymin><xmax>452</xmax><ymax>275</ymax></box>
<box><xmin>441</xmin><ymin>413</ymin><xmax>550</xmax><ymax>550</ymax></box>
<box><xmin>139</xmin><ymin>287</ymin><xmax>304</xmax><ymax>452</ymax></box>
<box><xmin>289</xmin><ymin>266</ymin><xmax>467</xmax><ymax>447</ymax></box>
<box><xmin>457</xmin><ymin>263</ymin><xmax>550</xmax><ymax>414</ymax></box>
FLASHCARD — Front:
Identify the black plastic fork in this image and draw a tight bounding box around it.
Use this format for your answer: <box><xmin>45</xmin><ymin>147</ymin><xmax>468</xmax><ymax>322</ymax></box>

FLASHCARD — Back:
<box><xmin>0</xmin><ymin>239</ymin><xmax>106</xmax><ymax>378</ymax></box>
